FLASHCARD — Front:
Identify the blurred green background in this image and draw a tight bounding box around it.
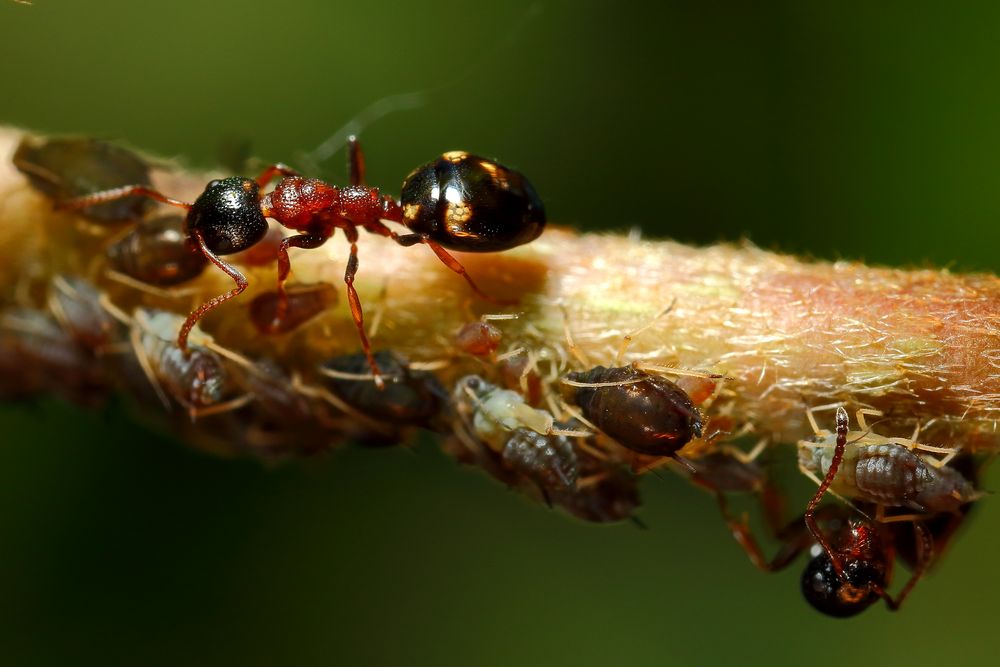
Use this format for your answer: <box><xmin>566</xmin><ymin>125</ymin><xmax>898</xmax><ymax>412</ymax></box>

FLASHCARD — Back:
<box><xmin>3</xmin><ymin>1</ymin><xmax>1000</xmax><ymax>665</ymax></box>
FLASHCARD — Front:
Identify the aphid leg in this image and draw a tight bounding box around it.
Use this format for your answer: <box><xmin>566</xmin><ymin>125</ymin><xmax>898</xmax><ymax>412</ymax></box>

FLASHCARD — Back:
<box><xmin>805</xmin><ymin>406</ymin><xmax>851</xmax><ymax>578</ymax></box>
<box><xmin>177</xmin><ymin>230</ymin><xmax>249</xmax><ymax>353</ymax></box>
<box><xmin>273</xmin><ymin>233</ymin><xmax>328</xmax><ymax>329</ymax></box>
<box><xmin>855</xmin><ymin>408</ymin><xmax>882</xmax><ymax>432</ymax></box>
<box><xmin>55</xmin><ymin>185</ymin><xmax>191</xmax><ymax>212</ymax></box>
<box><xmin>254</xmin><ymin>163</ymin><xmax>300</xmax><ymax>189</ymax></box>
<box><xmin>127</xmin><ymin>318</ymin><xmax>172</xmax><ymax>412</ymax></box>
<box><xmin>342</xmin><ymin>226</ymin><xmax>384</xmax><ymax>389</ymax></box>
<box><xmin>347</xmin><ymin>135</ymin><xmax>366</xmax><ymax>186</ymax></box>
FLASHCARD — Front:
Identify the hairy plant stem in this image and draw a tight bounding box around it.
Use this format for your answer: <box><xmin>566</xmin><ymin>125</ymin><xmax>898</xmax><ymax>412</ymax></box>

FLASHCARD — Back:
<box><xmin>3</xmin><ymin>126</ymin><xmax>1000</xmax><ymax>454</ymax></box>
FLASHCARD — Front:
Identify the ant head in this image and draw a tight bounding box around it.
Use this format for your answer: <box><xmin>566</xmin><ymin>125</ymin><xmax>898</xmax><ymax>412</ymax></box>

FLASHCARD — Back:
<box><xmin>187</xmin><ymin>177</ymin><xmax>268</xmax><ymax>255</ymax></box>
<box><xmin>800</xmin><ymin>550</ymin><xmax>884</xmax><ymax>618</ymax></box>
<box><xmin>400</xmin><ymin>152</ymin><xmax>545</xmax><ymax>252</ymax></box>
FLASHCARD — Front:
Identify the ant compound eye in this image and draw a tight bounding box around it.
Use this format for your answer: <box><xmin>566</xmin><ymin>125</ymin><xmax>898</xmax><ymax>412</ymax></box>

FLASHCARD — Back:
<box><xmin>187</xmin><ymin>177</ymin><xmax>268</xmax><ymax>255</ymax></box>
<box><xmin>800</xmin><ymin>553</ymin><xmax>882</xmax><ymax>618</ymax></box>
<box><xmin>400</xmin><ymin>152</ymin><xmax>545</xmax><ymax>252</ymax></box>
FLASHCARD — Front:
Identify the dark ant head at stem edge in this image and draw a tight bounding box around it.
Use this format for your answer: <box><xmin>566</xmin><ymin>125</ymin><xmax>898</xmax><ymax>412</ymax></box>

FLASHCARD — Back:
<box><xmin>52</xmin><ymin>136</ymin><xmax>545</xmax><ymax>384</ymax></box>
<box><xmin>563</xmin><ymin>365</ymin><xmax>703</xmax><ymax>457</ymax></box>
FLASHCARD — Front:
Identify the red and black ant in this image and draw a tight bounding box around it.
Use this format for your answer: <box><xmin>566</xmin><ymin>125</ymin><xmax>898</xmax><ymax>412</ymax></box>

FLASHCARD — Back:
<box><xmin>60</xmin><ymin>139</ymin><xmax>546</xmax><ymax>386</ymax></box>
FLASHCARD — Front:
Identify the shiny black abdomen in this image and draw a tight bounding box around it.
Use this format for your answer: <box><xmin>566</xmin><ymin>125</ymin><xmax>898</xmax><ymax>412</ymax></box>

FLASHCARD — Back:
<box><xmin>400</xmin><ymin>151</ymin><xmax>545</xmax><ymax>252</ymax></box>
<box><xmin>186</xmin><ymin>177</ymin><xmax>268</xmax><ymax>255</ymax></box>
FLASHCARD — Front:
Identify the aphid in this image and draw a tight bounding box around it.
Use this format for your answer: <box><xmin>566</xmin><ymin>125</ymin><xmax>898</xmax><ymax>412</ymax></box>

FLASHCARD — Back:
<box><xmin>562</xmin><ymin>365</ymin><xmax>703</xmax><ymax>457</ymax></box>
<box><xmin>798</xmin><ymin>407</ymin><xmax>979</xmax><ymax>514</ymax></box>
<box><xmin>248</xmin><ymin>282</ymin><xmax>337</xmax><ymax>335</ymax></box>
<box><xmin>319</xmin><ymin>350</ymin><xmax>447</xmax><ymax>428</ymax></box>
<box><xmin>454</xmin><ymin>375</ymin><xmax>579</xmax><ymax>493</ymax></box>
<box><xmin>549</xmin><ymin>469</ymin><xmax>641</xmax><ymax>524</ymax></box>
<box><xmin>105</xmin><ymin>215</ymin><xmax>208</xmax><ymax>286</ymax></box>
<box><xmin>0</xmin><ymin>308</ymin><xmax>106</xmax><ymax>405</ymax></box>
<box><xmin>126</xmin><ymin>309</ymin><xmax>245</xmax><ymax>420</ymax></box>
<box><xmin>59</xmin><ymin>138</ymin><xmax>546</xmax><ymax>386</ymax></box>
<box><xmin>502</xmin><ymin>428</ymin><xmax>578</xmax><ymax>492</ymax></box>
<box><xmin>14</xmin><ymin>136</ymin><xmax>154</xmax><ymax>223</ymax></box>
<box><xmin>47</xmin><ymin>275</ymin><xmax>119</xmax><ymax>350</ymax></box>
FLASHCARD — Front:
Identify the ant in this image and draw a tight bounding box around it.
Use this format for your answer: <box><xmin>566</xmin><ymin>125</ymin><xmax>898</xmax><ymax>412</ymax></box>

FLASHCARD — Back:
<box><xmin>60</xmin><ymin>139</ymin><xmax>546</xmax><ymax>387</ymax></box>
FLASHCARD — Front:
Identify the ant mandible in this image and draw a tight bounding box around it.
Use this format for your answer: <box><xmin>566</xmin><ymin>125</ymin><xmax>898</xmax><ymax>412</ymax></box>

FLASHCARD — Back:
<box><xmin>60</xmin><ymin>138</ymin><xmax>546</xmax><ymax>387</ymax></box>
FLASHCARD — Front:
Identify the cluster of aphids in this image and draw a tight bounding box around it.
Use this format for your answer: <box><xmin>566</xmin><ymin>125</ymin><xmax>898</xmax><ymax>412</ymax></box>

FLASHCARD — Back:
<box><xmin>2</xmin><ymin>136</ymin><xmax>987</xmax><ymax>617</ymax></box>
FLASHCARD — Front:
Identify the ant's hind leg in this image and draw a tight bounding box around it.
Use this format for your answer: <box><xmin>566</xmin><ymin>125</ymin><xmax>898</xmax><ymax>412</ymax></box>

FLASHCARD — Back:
<box><xmin>57</xmin><ymin>185</ymin><xmax>191</xmax><ymax>212</ymax></box>
<box><xmin>347</xmin><ymin>135</ymin><xmax>366</xmax><ymax>186</ymax></box>
<box><xmin>273</xmin><ymin>234</ymin><xmax>328</xmax><ymax>329</ymax></box>
<box><xmin>177</xmin><ymin>230</ymin><xmax>249</xmax><ymax>352</ymax></box>
<box><xmin>254</xmin><ymin>164</ymin><xmax>301</xmax><ymax>189</ymax></box>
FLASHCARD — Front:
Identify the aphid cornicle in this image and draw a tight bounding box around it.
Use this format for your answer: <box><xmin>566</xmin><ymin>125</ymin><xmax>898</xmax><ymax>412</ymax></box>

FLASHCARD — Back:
<box><xmin>563</xmin><ymin>365</ymin><xmax>703</xmax><ymax>457</ymax></box>
<box><xmin>58</xmin><ymin>138</ymin><xmax>545</xmax><ymax>386</ymax></box>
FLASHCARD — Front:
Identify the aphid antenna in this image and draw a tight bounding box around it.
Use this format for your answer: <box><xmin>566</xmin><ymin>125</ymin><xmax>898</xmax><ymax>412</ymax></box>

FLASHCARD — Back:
<box><xmin>127</xmin><ymin>317</ymin><xmax>172</xmax><ymax>412</ymax></box>
<box><xmin>407</xmin><ymin>359</ymin><xmax>451</xmax><ymax>372</ymax></box>
<box><xmin>481</xmin><ymin>312</ymin><xmax>520</xmax><ymax>322</ymax></box>
<box><xmin>559</xmin><ymin>304</ymin><xmax>591</xmax><ymax>367</ymax></box>
<box><xmin>318</xmin><ymin>365</ymin><xmax>404</xmax><ymax>384</ymax></box>
<box><xmin>290</xmin><ymin>373</ymin><xmax>391</xmax><ymax>434</ymax></box>
<box><xmin>494</xmin><ymin>346</ymin><xmax>526</xmax><ymax>363</ymax></box>
<box><xmin>559</xmin><ymin>376</ymin><xmax>644</xmax><ymax>389</ymax></box>
<box><xmin>104</xmin><ymin>268</ymin><xmax>202</xmax><ymax>302</ymax></box>
<box><xmin>633</xmin><ymin>362</ymin><xmax>729</xmax><ymax>381</ymax></box>
<box><xmin>614</xmin><ymin>298</ymin><xmax>676</xmax><ymax>366</ymax></box>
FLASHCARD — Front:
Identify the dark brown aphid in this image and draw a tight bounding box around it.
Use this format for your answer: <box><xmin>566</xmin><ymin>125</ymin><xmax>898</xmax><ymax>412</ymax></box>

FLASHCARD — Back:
<box><xmin>549</xmin><ymin>469</ymin><xmax>641</xmax><ymax>524</ymax></box>
<box><xmin>105</xmin><ymin>215</ymin><xmax>208</xmax><ymax>286</ymax></box>
<box><xmin>60</xmin><ymin>138</ymin><xmax>545</xmax><ymax>385</ymax></box>
<box><xmin>454</xmin><ymin>320</ymin><xmax>502</xmax><ymax>357</ymax></box>
<box><xmin>248</xmin><ymin>282</ymin><xmax>337</xmax><ymax>335</ymax></box>
<box><xmin>320</xmin><ymin>350</ymin><xmax>446</xmax><ymax>428</ymax></box>
<box><xmin>130</xmin><ymin>309</ymin><xmax>238</xmax><ymax>419</ymax></box>
<box><xmin>563</xmin><ymin>365</ymin><xmax>703</xmax><ymax>457</ymax></box>
<box><xmin>502</xmin><ymin>428</ymin><xmax>578</xmax><ymax>492</ymax></box>
<box><xmin>48</xmin><ymin>275</ymin><xmax>119</xmax><ymax>350</ymax></box>
<box><xmin>0</xmin><ymin>308</ymin><xmax>107</xmax><ymax>405</ymax></box>
<box><xmin>14</xmin><ymin>136</ymin><xmax>153</xmax><ymax>223</ymax></box>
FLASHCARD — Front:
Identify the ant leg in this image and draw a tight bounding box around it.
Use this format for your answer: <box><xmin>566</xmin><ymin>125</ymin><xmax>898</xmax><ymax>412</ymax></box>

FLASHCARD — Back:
<box><xmin>347</xmin><ymin>135</ymin><xmax>366</xmax><ymax>186</ymax></box>
<box><xmin>255</xmin><ymin>163</ymin><xmax>301</xmax><ymax>188</ymax></box>
<box><xmin>342</xmin><ymin>227</ymin><xmax>385</xmax><ymax>389</ymax></box>
<box><xmin>177</xmin><ymin>230</ymin><xmax>249</xmax><ymax>353</ymax></box>
<box><xmin>882</xmin><ymin>521</ymin><xmax>933</xmax><ymax>611</ymax></box>
<box><xmin>56</xmin><ymin>185</ymin><xmax>191</xmax><ymax>212</ymax></box>
<box><xmin>805</xmin><ymin>406</ymin><xmax>850</xmax><ymax>578</ymax></box>
<box><xmin>273</xmin><ymin>234</ymin><xmax>328</xmax><ymax>329</ymax></box>
<box><xmin>367</xmin><ymin>221</ymin><xmax>511</xmax><ymax>304</ymax></box>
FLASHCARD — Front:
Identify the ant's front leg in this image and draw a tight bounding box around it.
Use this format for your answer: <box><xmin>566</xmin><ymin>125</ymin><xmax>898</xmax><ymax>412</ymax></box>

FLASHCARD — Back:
<box><xmin>805</xmin><ymin>406</ymin><xmax>851</xmax><ymax>578</ymax></box>
<box><xmin>881</xmin><ymin>521</ymin><xmax>933</xmax><ymax>611</ymax></box>
<box><xmin>177</xmin><ymin>230</ymin><xmax>249</xmax><ymax>352</ymax></box>
<box><xmin>56</xmin><ymin>185</ymin><xmax>191</xmax><ymax>212</ymax></box>
<box><xmin>255</xmin><ymin>163</ymin><xmax>301</xmax><ymax>189</ymax></box>
<box><xmin>272</xmin><ymin>233</ymin><xmax>329</xmax><ymax>330</ymax></box>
